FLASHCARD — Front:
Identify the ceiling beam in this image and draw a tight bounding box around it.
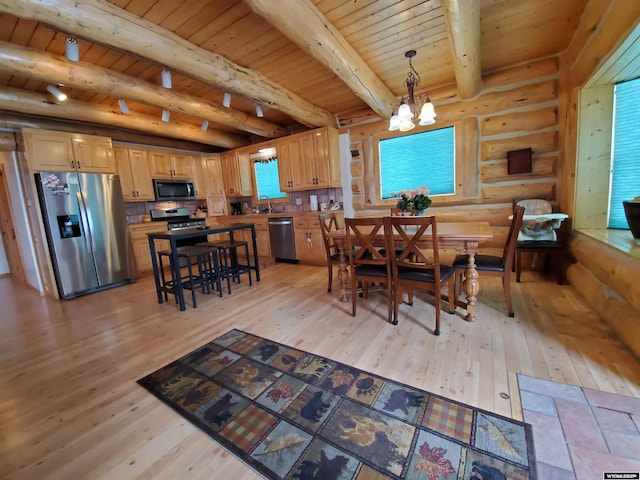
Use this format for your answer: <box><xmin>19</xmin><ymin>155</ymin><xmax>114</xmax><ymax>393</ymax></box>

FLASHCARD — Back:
<box><xmin>244</xmin><ymin>0</ymin><xmax>397</xmax><ymax>119</ymax></box>
<box><xmin>0</xmin><ymin>112</ymin><xmax>221</xmax><ymax>152</ymax></box>
<box><xmin>0</xmin><ymin>0</ymin><xmax>337</xmax><ymax>128</ymax></box>
<box><xmin>440</xmin><ymin>0</ymin><xmax>482</xmax><ymax>99</ymax></box>
<box><xmin>0</xmin><ymin>41</ymin><xmax>289</xmax><ymax>140</ymax></box>
<box><xmin>0</xmin><ymin>87</ymin><xmax>250</xmax><ymax>149</ymax></box>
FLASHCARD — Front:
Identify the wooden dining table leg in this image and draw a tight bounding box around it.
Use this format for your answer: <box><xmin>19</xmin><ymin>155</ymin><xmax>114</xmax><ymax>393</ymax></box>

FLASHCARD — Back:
<box><xmin>337</xmin><ymin>244</ymin><xmax>349</xmax><ymax>302</ymax></box>
<box><xmin>463</xmin><ymin>252</ymin><xmax>479</xmax><ymax>322</ymax></box>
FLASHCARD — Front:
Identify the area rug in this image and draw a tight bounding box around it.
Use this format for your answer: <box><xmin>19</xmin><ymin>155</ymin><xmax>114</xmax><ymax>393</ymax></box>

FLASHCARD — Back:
<box><xmin>138</xmin><ymin>329</ymin><xmax>537</xmax><ymax>479</ymax></box>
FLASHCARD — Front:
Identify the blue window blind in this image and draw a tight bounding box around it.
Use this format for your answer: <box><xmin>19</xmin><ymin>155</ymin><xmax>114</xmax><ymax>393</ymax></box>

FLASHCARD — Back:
<box><xmin>254</xmin><ymin>159</ymin><xmax>286</xmax><ymax>199</ymax></box>
<box><xmin>379</xmin><ymin>126</ymin><xmax>455</xmax><ymax>199</ymax></box>
<box><xmin>609</xmin><ymin>78</ymin><xmax>640</xmax><ymax>229</ymax></box>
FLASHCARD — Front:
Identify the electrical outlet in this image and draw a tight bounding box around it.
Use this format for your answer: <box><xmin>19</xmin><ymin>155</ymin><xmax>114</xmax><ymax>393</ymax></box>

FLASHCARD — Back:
<box><xmin>295</xmin><ymin>198</ymin><xmax>302</xmax><ymax>205</ymax></box>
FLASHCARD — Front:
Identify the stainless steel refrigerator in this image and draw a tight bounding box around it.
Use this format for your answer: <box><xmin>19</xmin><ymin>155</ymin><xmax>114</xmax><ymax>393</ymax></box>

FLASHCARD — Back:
<box><xmin>36</xmin><ymin>171</ymin><xmax>135</xmax><ymax>299</ymax></box>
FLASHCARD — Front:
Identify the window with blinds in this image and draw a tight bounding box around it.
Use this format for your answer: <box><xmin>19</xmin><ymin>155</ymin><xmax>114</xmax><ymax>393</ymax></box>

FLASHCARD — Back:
<box><xmin>609</xmin><ymin>77</ymin><xmax>640</xmax><ymax>229</ymax></box>
<box><xmin>379</xmin><ymin>126</ymin><xmax>455</xmax><ymax>199</ymax></box>
<box><xmin>253</xmin><ymin>158</ymin><xmax>287</xmax><ymax>200</ymax></box>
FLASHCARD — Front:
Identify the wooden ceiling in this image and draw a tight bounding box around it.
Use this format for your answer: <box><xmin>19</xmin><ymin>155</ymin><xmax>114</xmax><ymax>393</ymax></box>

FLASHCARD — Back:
<box><xmin>0</xmin><ymin>0</ymin><xmax>589</xmax><ymax>150</ymax></box>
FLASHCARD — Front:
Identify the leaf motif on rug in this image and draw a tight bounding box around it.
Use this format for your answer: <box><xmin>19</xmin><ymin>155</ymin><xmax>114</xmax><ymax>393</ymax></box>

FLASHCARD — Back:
<box><xmin>413</xmin><ymin>441</ymin><xmax>456</xmax><ymax>480</ymax></box>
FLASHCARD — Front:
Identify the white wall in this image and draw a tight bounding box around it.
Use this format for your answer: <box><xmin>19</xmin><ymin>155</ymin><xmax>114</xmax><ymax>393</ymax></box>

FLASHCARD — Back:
<box><xmin>338</xmin><ymin>133</ymin><xmax>354</xmax><ymax>218</ymax></box>
<box><xmin>0</xmin><ymin>151</ymin><xmax>42</xmax><ymax>290</ymax></box>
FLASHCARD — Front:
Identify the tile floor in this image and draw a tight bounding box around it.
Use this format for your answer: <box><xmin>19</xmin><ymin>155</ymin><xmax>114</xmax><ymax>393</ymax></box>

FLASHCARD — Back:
<box><xmin>518</xmin><ymin>374</ymin><xmax>640</xmax><ymax>480</ymax></box>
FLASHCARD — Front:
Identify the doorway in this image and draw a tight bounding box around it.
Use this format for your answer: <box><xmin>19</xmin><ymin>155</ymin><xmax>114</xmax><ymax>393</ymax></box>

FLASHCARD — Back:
<box><xmin>0</xmin><ymin>165</ymin><xmax>25</xmax><ymax>282</ymax></box>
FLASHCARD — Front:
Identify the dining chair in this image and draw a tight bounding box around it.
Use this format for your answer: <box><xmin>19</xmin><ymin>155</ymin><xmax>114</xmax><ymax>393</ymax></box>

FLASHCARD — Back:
<box><xmin>345</xmin><ymin>217</ymin><xmax>393</xmax><ymax>322</ymax></box>
<box><xmin>453</xmin><ymin>205</ymin><xmax>525</xmax><ymax>317</ymax></box>
<box><xmin>386</xmin><ymin>215</ymin><xmax>455</xmax><ymax>335</ymax></box>
<box><xmin>319</xmin><ymin>212</ymin><xmax>341</xmax><ymax>292</ymax></box>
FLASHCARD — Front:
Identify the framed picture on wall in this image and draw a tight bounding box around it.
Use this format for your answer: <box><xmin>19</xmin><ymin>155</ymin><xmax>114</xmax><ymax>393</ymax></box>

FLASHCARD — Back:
<box><xmin>507</xmin><ymin>148</ymin><xmax>532</xmax><ymax>175</ymax></box>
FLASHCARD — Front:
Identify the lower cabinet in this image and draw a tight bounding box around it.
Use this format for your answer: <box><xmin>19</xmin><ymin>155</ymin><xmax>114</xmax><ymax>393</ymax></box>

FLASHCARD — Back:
<box><xmin>129</xmin><ymin>223</ymin><xmax>169</xmax><ymax>274</ymax></box>
<box><xmin>294</xmin><ymin>218</ymin><xmax>326</xmax><ymax>265</ymax></box>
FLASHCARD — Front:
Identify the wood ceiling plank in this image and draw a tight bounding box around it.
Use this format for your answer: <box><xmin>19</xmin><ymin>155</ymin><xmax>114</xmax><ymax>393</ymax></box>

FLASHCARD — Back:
<box><xmin>9</xmin><ymin>18</ymin><xmax>37</xmax><ymax>46</ymax></box>
<box><xmin>142</xmin><ymin>0</ymin><xmax>182</xmax><ymax>25</ymax></box>
<box><xmin>332</xmin><ymin>0</ymin><xmax>432</xmax><ymax>36</ymax></box>
<box><xmin>200</xmin><ymin>14</ymin><xmax>275</xmax><ymax>58</ymax></box>
<box><xmin>119</xmin><ymin>0</ymin><xmax>156</xmax><ymax>17</ymax></box>
<box><xmin>26</xmin><ymin>24</ymin><xmax>56</xmax><ymax>52</ymax></box>
<box><xmin>179</xmin><ymin>1</ymin><xmax>249</xmax><ymax>45</ymax></box>
<box><xmin>0</xmin><ymin>14</ymin><xmax>18</xmax><ymax>42</ymax></box>
<box><xmin>159</xmin><ymin>0</ymin><xmax>223</xmax><ymax>31</ymax></box>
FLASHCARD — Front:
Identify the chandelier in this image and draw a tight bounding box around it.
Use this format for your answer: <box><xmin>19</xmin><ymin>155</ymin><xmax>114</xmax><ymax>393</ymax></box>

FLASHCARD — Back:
<box><xmin>389</xmin><ymin>50</ymin><xmax>436</xmax><ymax>132</ymax></box>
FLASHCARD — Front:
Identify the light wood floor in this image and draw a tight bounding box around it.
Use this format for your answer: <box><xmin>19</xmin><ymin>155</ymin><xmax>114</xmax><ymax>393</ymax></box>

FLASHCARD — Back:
<box><xmin>1</xmin><ymin>263</ymin><xmax>639</xmax><ymax>479</ymax></box>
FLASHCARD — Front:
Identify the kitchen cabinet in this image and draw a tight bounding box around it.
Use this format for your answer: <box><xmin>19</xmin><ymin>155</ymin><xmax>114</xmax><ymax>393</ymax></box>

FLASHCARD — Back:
<box><xmin>129</xmin><ymin>222</ymin><xmax>170</xmax><ymax>274</ymax></box>
<box><xmin>221</xmin><ymin>150</ymin><xmax>253</xmax><ymax>197</ymax></box>
<box><xmin>114</xmin><ymin>146</ymin><xmax>154</xmax><ymax>201</ymax></box>
<box><xmin>276</xmin><ymin>127</ymin><xmax>340</xmax><ymax>192</ymax></box>
<box><xmin>190</xmin><ymin>156</ymin><xmax>206</xmax><ymax>199</ymax></box>
<box><xmin>148</xmin><ymin>150</ymin><xmax>192</xmax><ymax>179</ymax></box>
<box><xmin>294</xmin><ymin>218</ymin><xmax>325</xmax><ymax>264</ymax></box>
<box><xmin>203</xmin><ymin>154</ymin><xmax>227</xmax><ymax>216</ymax></box>
<box><xmin>23</xmin><ymin>128</ymin><xmax>116</xmax><ymax>173</ymax></box>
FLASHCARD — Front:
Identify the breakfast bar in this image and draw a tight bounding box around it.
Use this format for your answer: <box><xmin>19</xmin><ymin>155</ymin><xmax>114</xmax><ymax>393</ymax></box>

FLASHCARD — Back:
<box><xmin>147</xmin><ymin>223</ymin><xmax>259</xmax><ymax>311</ymax></box>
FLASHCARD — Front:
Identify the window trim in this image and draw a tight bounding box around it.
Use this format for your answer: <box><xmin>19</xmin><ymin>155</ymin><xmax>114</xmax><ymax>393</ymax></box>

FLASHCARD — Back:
<box><xmin>370</xmin><ymin>119</ymin><xmax>467</xmax><ymax>209</ymax></box>
<box><xmin>250</xmin><ymin>156</ymin><xmax>289</xmax><ymax>204</ymax></box>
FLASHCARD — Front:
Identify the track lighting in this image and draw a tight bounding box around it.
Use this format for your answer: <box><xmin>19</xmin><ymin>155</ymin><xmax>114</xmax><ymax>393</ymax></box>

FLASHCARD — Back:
<box><xmin>161</xmin><ymin>109</ymin><xmax>170</xmax><ymax>122</ymax></box>
<box><xmin>161</xmin><ymin>69</ymin><xmax>172</xmax><ymax>89</ymax></box>
<box><xmin>65</xmin><ymin>37</ymin><xmax>79</xmax><ymax>62</ymax></box>
<box><xmin>118</xmin><ymin>99</ymin><xmax>129</xmax><ymax>114</ymax></box>
<box><xmin>255</xmin><ymin>104</ymin><xmax>264</xmax><ymax>118</ymax></box>
<box><xmin>46</xmin><ymin>85</ymin><xmax>67</xmax><ymax>101</ymax></box>
<box><xmin>222</xmin><ymin>92</ymin><xmax>231</xmax><ymax>108</ymax></box>
<box><xmin>201</xmin><ymin>120</ymin><xmax>208</xmax><ymax>131</ymax></box>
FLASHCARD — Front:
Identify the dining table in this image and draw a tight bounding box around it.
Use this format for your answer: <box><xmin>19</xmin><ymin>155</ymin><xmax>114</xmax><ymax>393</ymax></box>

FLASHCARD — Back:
<box><xmin>328</xmin><ymin>221</ymin><xmax>493</xmax><ymax>322</ymax></box>
<box><xmin>147</xmin><ymin>223</ymin><xmax>260</xmax><ymax>311</ymax></box>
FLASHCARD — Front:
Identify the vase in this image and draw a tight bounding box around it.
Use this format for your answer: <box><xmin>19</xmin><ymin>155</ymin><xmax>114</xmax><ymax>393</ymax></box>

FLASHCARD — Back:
<box><xmin>623</xmin><ymin>201</ymin><xmax>640</xmax><ymax>239</ymax></box>
<box><xmin>414</xmin><ymin>210</ymin><xmax>425</xmax><ymax>216</ymax></box>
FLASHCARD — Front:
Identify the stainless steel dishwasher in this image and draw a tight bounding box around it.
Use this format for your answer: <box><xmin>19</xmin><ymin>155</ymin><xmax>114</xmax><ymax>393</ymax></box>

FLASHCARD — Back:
<box><xmin>268</xmin><ymin>217</ymin><xmax>298</xmax><ymax>263</ymax></box>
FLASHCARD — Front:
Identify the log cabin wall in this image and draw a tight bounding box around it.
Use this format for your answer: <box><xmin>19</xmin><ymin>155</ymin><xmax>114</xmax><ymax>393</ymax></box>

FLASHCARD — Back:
<box><xmin>343</xmin><ymin>56</ymin><xmax>560</xmax><ymax>253</ymax></box>
<box><xmin>557</xmin><ymin>0</ymin><xmax>640</xmax><ymax>359</ymax></box>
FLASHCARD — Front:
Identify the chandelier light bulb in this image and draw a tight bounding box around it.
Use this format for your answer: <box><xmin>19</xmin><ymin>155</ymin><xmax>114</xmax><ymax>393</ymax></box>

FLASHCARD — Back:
<box><xmin>398</xmin><ymin>118</ymin><xmax>415</xmax><ymax>132</ymax></box>
<box><xmin>388</xmin><ymin>114</ymin><xmax>400</xmax><ymax>131</ymax></box>
<box><xmin>161</xmin><ymin>109</ymin><xmax>170</xmax><ymax>122</ymax></box>
<box><xmin>161</xmin><ymin>69</ymin><xmax>172</xmax><ymax>89</ymax></box>
<box><xmin>118</xmin><ymin>99</ymin><xmax>129</xmax><ymax>114</ymax></box>
<box><xmin>46</xmin><ymin>85</ymin><xmax>67</xmax><ymax>101</ymax></box>
<box><xmin>397</xmin><ymin>103</ymin><xmax>413</xmax><ymax>120</ymax></box>
<box><xmin>222</xmin><ymin>92</ymin><xmax>231</xmax><ymax>108</ymax></box>
<box><xmin>65</xmin><ymin>37</ymin><xmax>79</xmax><ymax>62</ymax></box>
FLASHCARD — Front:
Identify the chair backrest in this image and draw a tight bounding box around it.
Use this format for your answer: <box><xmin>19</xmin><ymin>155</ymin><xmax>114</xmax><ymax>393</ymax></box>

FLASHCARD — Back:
<box><xmin>344</xmin><ymin>217</ymin><xmax>389</xmax><ymax>267</ymax></box>
<box><xmin>503</xmin><ymin>205</ymin><xmax>526</xmax><ymax>270</ymax></box>
<box><xmin>390</xmin><ymin>208</ymin><xmax>415</xmax><ymax>216</ymax></box>
<box><xmin>386</xmin><ymin>215</ymin><xmax>441</xmax><ymax>282</ymax></box>
<box><xmin>319</xmin><ymin>212</ymin><xmax>338</xmax><ymax>259</ymax></box>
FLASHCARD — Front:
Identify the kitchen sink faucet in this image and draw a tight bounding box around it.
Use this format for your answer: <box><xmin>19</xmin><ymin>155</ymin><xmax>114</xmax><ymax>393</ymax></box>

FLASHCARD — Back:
<box><xmin>259</xmin><ymin>195</ymin><xmax>271</xmax><ymax>213</ymax></box>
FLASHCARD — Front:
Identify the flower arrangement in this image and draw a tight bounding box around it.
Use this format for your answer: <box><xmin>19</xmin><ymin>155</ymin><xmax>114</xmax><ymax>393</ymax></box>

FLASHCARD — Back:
<box><xmin>392</xmin><ymin>186</ymin><xmax>432</xmax><ymax>213</ymax></box>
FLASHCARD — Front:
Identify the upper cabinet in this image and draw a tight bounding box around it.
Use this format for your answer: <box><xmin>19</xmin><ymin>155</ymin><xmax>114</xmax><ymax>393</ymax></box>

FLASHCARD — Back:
<box><xmin>276</xmin><ymin>127</ymin><xmax>340</xmax><ymax>192</ymax></box>
<box><xmin>22</xmin><ymin>128</ymin><xmax>116</xmax><ymax>174</ymax></box>
<box><xmin>114</xmin><ymin>146</ymin><xmax>154</xmax><ymax>202</ymax></box>
<box><xmin>221</xmin><ymin>150</ymin><xmax>253</xmax><ymax>197</ymax></box>
<box><xmin>191</xmin><ymin>156</ymin><xmax>206</xmax><ymax>199</ymax></box>
<box><xmin>202</xmin><ymin>154</ymin><xmax>226</xmax><ymax>216</ymax></box>
<box><xmin>148</xmin><ymin>151</ymin><xmax>192</xmax><ymax>179</ymax></box>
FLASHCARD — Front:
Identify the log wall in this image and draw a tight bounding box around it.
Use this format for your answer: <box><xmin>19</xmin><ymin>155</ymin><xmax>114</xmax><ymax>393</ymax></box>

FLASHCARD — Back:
<box><xmin>343</xmin><ymin>57</ymin><xmax>561</xmax><ymax>251</ymax></box>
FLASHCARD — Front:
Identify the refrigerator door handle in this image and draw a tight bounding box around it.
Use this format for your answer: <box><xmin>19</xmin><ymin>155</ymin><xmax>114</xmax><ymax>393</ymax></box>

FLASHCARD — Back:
<box><xmin>76</xmin><ymin>191</ymin><xmax>95</xmax><ymax>253</ymax></box>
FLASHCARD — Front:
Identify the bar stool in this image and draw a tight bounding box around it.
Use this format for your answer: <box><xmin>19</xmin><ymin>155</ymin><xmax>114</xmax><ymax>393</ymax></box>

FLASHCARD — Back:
<box><xmin>158</xmin><ymin>245</ymin><xmax>222</xmax><ymax>307</ymax></box>
<box><xmin>198</xmin><ymin>240</ymin><xmax>252</xmax><ymax>294</ymax></box>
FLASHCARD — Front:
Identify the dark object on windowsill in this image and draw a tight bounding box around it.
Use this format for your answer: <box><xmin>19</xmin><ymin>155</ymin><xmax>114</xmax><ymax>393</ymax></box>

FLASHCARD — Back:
<box><xmin>507</xmin><ymin>148</ymin><xmax>532</xmax><ymax>174</ymax></box>
<box><xmin>623</xmin><ymin>199</ymin><xmax>640</xmax><ymax>239</ymax></box>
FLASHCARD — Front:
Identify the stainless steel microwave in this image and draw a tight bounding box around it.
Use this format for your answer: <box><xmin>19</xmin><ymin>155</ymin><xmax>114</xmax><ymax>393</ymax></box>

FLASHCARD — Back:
<box><xmin>153</xmin><ymin>179</ymin><xmax>196</xmax><ymax>200</ymax></box>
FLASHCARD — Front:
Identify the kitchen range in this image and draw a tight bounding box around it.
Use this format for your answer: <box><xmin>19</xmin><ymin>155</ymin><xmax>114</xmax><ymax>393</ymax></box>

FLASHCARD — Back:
<box><xmin>149</xmin><ymin>207</ymin><xmax>207</xmax><ymax>246</ymax></box>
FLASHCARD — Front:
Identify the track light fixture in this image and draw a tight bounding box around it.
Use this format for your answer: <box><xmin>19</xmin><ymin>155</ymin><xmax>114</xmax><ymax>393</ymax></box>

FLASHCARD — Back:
<box><xmin>201</xmin><ymin>120</ymin><xmax>209</xmax><ymax>131</ymax></box>
<box><xmin>255</xmin><ymin>104</ymin><xmax>264</xmax><ymax>118</ymax></box>
<box><xmin>388</xmin><ymin>50</ymin><xmax>436</xmax><ymax>132</ymax></box>
<box><xmin>222</xmin><ymin>92</ymin><xmax>231</xmax><ymax>108</ymax></box>
<box><xmin>46</xmin><ymin>85</ymin><xmax>67</xmax><ymax>101</ymax></box>
<box><xmin>161</xmin><ymin>69</ymin><xmax>172</xmax><ymax>89</ymax></box>
<box><xmin>65</xmin><ymin>37</ymin><xmax>79</xmax><ymax>62</ymax></box>
<box><xmin>161</xmin><ymin>109</ymin><xmax>170</xmax><ymax>122</ymax></box>
<box><xmin>118</xmin><ymin>99</ymin><xmax>129</xmax><ymax>114</ymax></box>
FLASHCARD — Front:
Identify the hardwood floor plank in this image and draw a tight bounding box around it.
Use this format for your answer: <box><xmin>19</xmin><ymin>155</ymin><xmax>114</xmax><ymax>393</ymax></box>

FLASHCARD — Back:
<box><xmin>1</xmin><ymin>264</ymin><xmax>639</xmax><ymax>479</ymax></box>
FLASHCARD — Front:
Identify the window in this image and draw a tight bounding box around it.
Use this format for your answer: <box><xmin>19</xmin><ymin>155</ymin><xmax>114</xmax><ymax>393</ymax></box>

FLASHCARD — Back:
<box><xmin>379</xmin><ymin>126</ymin><xmax>455</xmax><ymax>199</ymax></box>
<box><xmin>253</xmin><ymin>157</ymin><xmax>286</xmax><ymax>200</ymax></box>
<box><xmin>609</xmin><ymin>77</ymin><xmax>640</xmax><ymax>229</ymax></box>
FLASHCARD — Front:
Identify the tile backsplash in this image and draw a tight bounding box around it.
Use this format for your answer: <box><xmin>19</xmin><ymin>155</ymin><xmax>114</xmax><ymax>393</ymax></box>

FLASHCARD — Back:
<box><xmin>125</xmin><ymin>187</ymin><xmax>343</xmax><ymax>224</ymax></box>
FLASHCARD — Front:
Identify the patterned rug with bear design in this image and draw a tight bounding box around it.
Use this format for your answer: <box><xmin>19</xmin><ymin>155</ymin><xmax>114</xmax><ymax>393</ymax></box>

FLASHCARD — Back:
<box><xmin>138</xmin><ymin>329</ymin><xmax>536</xmax><ymax>479</ymax></box>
